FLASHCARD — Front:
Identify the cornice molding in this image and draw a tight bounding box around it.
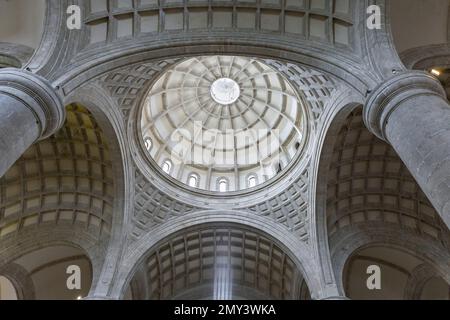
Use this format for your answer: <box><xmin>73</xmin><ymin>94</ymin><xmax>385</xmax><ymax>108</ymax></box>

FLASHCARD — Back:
<box><xmin>400</xmin><ymin>43</ymin><xmax>450</xmax><ymax>70</ymax></box>
<box><xmin>363</xmin><ymin>71</ymin><xmax>447</xmax><ymax>141</ymax></box>
<box><xmin>0</xmin><ymin>68</ymin><xmax>65</xmax><ymax>139</ymax></box>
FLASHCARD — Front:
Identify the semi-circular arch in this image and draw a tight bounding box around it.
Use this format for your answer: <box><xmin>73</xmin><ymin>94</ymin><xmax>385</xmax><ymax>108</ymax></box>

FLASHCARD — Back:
<box><xmin>109</xmin><ymin>210</ymin><xmax>321</xmax><ymax>300</ymax></box>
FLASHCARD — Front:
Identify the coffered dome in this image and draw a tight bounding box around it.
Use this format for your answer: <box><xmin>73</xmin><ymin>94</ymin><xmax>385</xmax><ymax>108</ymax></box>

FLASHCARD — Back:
<box><xmin>141</xmin><ymin>56</ymin><xmax>306</xmax><ymax>192</ymax></box>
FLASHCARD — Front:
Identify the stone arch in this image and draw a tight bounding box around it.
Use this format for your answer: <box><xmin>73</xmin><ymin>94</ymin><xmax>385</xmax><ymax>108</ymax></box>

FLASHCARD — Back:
<box><xmin>0</xmin><ymin>226</ymin><xmax>101</xmax><ymax>276</ymax></box>
<box><xmin>110</xmin><ymin>210</ymin><xmax>320</xmax><ymax>300</ymax></box>
<box><xmin>400</xmin><ymin>44</ymin><xmax>450</xmax><ymax>100</ymax></box>
<box><xmin>0</xmin><ymin>95</ymin><xmax>126</xmax><ymax>296</ymax></box>
<box><xmin>54</xmin><ymin>0</ymin><xmax>375</xmax><ymax>94</ymax></box>
<box><xmin>58</xmin><ymin>43</ymin><xmax>372</xmax><ymax>99</ymax></box>
<box><xmin>330</xmin><ymin>225</ymin><xmax>450</xmax><ymax>299</ymax></box>
<box><xmin>126</xmin><ymin>223</ymin><xmax>311</xmax><ymax>300</ymax></box>
<box><xmin>315</xmin><ymin>104</ymin><xmax>449</xmax><ymax>294</ymax></box>
<box><xmin>0</xmin><ymin>263</ymin><xmax>34</xmax><ymax>300</ymax></box>
<box><xmin>63</xmin><ymin>83</ymin><xmax>133</xmax><ymax>297</ymax></box>
<box><xmin>321</xmin><ymin>107</ymin><xmax>450</xmax><ymax>297</ymax></box>
<box><xmin>400</xmin><ymin>44</ymin><xmax>450</xmax><ymax>70</ymax></box>
<box><xmin>64</xmin><ymin>84</ymin><xmax>131</xmax><ymax>240</ymax></box>
<box><xmin>404</xmin><ymin>263</ymin><xmax>444</xmax><ymax>300</ymax></box>
<box><xmin>0</xmin><ymin>0</ymin><xmax>46</xmax><ymax>66</ymax></box>
<box><xmin>0</xmin><ymin>243</ymin><xmax>94</xmax><ymax>300</ymax></box>
<box><xmin>311</xmin><ymin>88</ymin><xmax>364</xmax><ymax>297</ymax></box>
<box><xmin>0</xmin><ymin>45</ymin><xmax>28</xmax><ymax>68</ymax></box>
<box><xmin>0</xmin><ymin>0</ymin><xmax>66</xmax><ymax>73</ymax></box>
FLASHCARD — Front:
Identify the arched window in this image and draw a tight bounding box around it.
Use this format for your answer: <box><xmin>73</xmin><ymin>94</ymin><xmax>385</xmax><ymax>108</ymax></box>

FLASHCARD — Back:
<box><xmin>188</xmin><ymin>173</ymin><xmax>199</xmax><ymax>188</ymax></box>
<box><xmin>247</xmin><ymin>174</ymin><xmax>257</xmax><ymax>188</ymax></box>
<box><xmin>144</xmin><ymin>137</ymin><xmax>152</xmax><ymax>151</ymax></box>
<box><xmin>295</xmin><ymin>141</ymin><xmax>301</xmax><ymax>150</ymax></box>
<box><xmin>218</xmin><ymin>178</ymin><xmax>228</xmax><ymax>192</ymax></box>
<box><xmin>162</xmin><ymin>160</ymin><xmax>172</xmax><ymax>174</ymax></box>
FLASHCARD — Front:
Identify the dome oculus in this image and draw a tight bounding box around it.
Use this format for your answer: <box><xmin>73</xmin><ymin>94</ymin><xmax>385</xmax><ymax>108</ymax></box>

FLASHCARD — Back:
<box><xmin>210</xmin><ymin>78</ymin><xmax>240</xmax><ymax>105</ymax></box>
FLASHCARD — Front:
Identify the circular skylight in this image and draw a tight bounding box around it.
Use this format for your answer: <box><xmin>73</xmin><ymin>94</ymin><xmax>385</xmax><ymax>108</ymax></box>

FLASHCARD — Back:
<box><xmin>141</xmin><ymin>56</ymin><xmax>306</xmax><ymax>192</ymax></box>
<box><xmin>210</xmin><ymin>78</ymin><xmax>240</xmax><ymax>105</ymax></box>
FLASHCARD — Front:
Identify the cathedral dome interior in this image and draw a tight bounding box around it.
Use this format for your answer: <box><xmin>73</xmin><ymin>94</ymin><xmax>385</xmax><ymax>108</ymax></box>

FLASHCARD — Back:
<box><xmin>0</xmin><ymin>0</ymin><xmax>450</xmax><ymax>303</ymax></box>
<box><xmin>140</xmin><ymin>56</ymin><xmax>306</xmax><ymax>192</ymax></box>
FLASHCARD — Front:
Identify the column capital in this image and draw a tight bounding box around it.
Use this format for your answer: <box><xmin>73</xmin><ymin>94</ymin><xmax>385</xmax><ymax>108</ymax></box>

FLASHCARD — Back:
<box><xmin>0</xmin><ymin>68</ymin><xmax>65</xmax><ymax>140</ymax></box>
<box><xmin>363</xmin><ymin>71</ymin><xmax>446</xmax><ymax>141</ymax></box>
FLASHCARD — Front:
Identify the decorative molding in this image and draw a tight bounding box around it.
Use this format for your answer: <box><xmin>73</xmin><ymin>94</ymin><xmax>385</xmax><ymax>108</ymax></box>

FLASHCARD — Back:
<box><xmin>0</xmin><ymin>68</ymin><xmax>65</xmax><ymax>140</ymax></box>
<box><xmin>0</xmin><ymin>263</ymin><xmax>36</xmax><ymax>300</ymax></box>
<box><xmin>135</xmin><ymin>225</ymin><xmax>306</xmax><ymax>300</ymax></box>
<box><xmin>110</xmin><ymin>212</ymin><xmax>319</xmax><ymax>299</ymax></box>
<box><xmin>264</xmin><ymin>59</ymin><xmax>336</xmax><ymax>124</ymax></box>
<box><xmin>130</xmin><ymin>171</ymin><xmax>202</xmax><ymax>240</ymax></box>
<box><xmin>0</xmin><ymin>42</ymin><xmax>34</xmax><ymax>67</ymax></box>
<box><xmin>330</xmin><ymin>223</ymin><xmax>450</xmax><ymax>293</ymax></box>
<box><xmin>363</xmin><ymin>71</ymin><xmax>446</xmax><ymax>141</ymax></box>
<box><xmin>400</xmin><ymin>43</ymin><xmax>450</xmax><ymax>70</ymax></box>
<box><xmin>241</xmin><ymin>167</ymin><xmax>310</xmax><ymax>242</ymax></box>
<box><xmin>83</xmin><ymin>0</ymin><xmax>354</xmax><ymax>49</ymax></box>
<box><xmin>93</xmin><ymin>57</ymin><xmax>337</xmax><ymax>244</ymax></box>
<box><xmin>97</xmin><ymin>59</ymin><xmax>180</xmax><ymax>121</ymax></box>
<box><xmin>404</xmin><ymin>264</ymin><xmax>437</xmax><ymax>300</ymax></box>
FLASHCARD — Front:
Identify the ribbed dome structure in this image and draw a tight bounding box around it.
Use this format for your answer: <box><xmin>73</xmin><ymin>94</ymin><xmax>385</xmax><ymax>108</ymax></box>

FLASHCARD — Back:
<box><xmin>141</xmin><ymin>56</ymin><xmax>306</xmax><ymax>192</ymax></box>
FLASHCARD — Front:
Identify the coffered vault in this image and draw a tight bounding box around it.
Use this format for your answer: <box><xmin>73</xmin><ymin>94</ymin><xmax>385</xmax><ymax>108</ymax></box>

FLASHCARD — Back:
<box><xmin>127</xmin><ymin>224</ymin><xmax>311</xmax><ymax>300</ymax></box>
<box><xmin>0</xmin><ymin>0</ymin><xmax>449</xmax><ymax>300</ymax></box>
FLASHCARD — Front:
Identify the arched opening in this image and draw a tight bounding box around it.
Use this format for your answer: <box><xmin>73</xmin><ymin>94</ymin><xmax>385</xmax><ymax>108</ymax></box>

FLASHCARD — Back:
<box><xmin>343</xmin><ymin>246</ymin><xmax>450</xmax><ymax>300</ymax></box>
<box><xmin>144</xmin><ymin>137</ymin><xmax>152</xmax><ymax>151</ymax></box>
<box><xmin>0</xmin><ymin>104</ymin><xmax>115</xmax><ymax>241</ymax></box>
<box><xmin>247</xmin><ymin>174</ymin><xmax>257</xmax><ymax>188</ymax></box>
<box><xmin>0</xmin><ymin>101</ymin><xmax>120</xmax><ymax>298</ymax></box>
<box><xmin>125</xmin><ymin>224</ymin><xmax>311</xmax><ymax>300</ymax></box>
<box><xmin>0</xmin><ymin>276</ymin><xmax>18</xmax><ymax>300</ymax></box>
<box><xmin>188</xmin><ymin>173</ymin><xmax>199</xmax><ymax>188</ymax></box>
<box><xmin>218</xmin><ymin>178</ymin><xmax>229</xmax><ymax>193</ymax></box>
<box><xmin>320</xmin><ymin>107</ymin><xmax>450</xmax><ymax>298</ymax></box>
<box><xmin>0</xmin><ymin>55</ymin><xmax>21</xmax><ymax>68</ymax></box>
<box><xmin>0</xmin><ymin>245</ymin><xmax>93</xmax><ymax>300</ymax></box>
<box><xmin>162</xmin><ymin>159</ymin><xmax>172</xmax><ymax>175</ymax></box>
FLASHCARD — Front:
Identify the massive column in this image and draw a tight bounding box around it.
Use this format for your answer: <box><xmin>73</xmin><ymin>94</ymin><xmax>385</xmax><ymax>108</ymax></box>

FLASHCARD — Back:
<box><xmin>364</xmin><ymin>71</ymin><xmax>450</xmax><ymax>228</ymax></box>
<box><xmin>0</xmin><ymin>68</ymin><xmax>65</xmax><ymax>177</ymax></box>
